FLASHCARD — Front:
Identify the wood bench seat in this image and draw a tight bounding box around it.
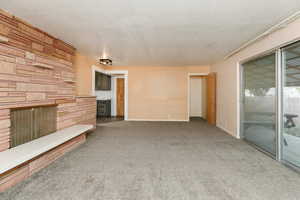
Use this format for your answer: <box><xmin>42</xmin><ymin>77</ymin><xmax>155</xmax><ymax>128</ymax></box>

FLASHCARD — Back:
<box><xmin>0</xmin><ymin>125</ymin><xmax>93</xmax><ymax>174</ymax></box>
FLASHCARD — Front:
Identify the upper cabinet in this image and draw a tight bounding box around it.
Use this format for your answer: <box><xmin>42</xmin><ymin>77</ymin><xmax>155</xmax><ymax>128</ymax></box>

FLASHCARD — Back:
<box><xmin>95</xmin><ymin>72</ymin><xmax>111</xmax><ymax>90</ymax></box>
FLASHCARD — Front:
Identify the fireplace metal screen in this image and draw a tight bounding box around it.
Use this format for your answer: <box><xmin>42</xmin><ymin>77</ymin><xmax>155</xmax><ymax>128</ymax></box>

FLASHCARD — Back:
<box><xmin>10</xmin><ymin>106</ymin><xmax>57</xmax><ymax>148</ymax></box>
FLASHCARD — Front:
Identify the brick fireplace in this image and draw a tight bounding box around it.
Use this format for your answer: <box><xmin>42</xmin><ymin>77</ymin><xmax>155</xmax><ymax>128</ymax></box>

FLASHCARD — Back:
<box><xmin>0</xmin><ymin>9</ymin><xmax>96</xmax><ymax>152</ymax></box>
<box><xmin>0</xmin><ymin>9</ymin><xmax>96</xmax><ymax>191</ymax></box>
<box><xmin>0</xmin><ymin>97</ymin><xmax>96</xmax><ymax>152</ymax></box>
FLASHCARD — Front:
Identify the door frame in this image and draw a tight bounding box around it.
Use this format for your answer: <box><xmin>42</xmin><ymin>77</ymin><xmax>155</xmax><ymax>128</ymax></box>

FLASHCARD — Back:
<box><xmin>238</xmin><ymin>49</ymin><xmax>283</xmax><ymax>161</ymax></box>
<box><xmin>236</xmin><ymin>39</ymin><xmax>300</xmax><ymax>140</ymax></box>
<box><xmin>91</xmin><ymin>66</ymin><xmax>129</xmax><ymax>120</ymax></box>
<box><xmin>187</xmin><ymin>73</ymin><xmax>209</xmax><ymax>121</ymax></box>
<box><xmin>237</xmin><ymin>49</ymin><xmax>277</xmax><ymax>139</ymax></box>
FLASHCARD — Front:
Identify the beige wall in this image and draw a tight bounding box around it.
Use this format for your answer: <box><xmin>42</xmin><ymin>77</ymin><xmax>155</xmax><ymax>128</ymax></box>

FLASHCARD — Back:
<box><xmin>113</xmin><ymin>66</ymin><xmax>210</xmax><ymax>120</ymax></box>
<box><xmin>74</xmin><ymin>53</ymin><xmax>104</xmax><ymax>96</ymax></box>
<box><xmin>211</xmin><ymin>18</ymin><xmax>300</xmax><ymax>138</ymax></box>
<box><xmin>76</xmin><ymin>61</ymin><xmax>210</xmax><ymax>120</ymax></box>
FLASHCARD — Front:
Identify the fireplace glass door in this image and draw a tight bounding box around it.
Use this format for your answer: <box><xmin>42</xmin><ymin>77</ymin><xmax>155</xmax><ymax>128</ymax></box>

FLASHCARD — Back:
<box><xmin>10</xmin><ymin>106</ymin><xmax>57</xmax><ymax>148</ymax></box>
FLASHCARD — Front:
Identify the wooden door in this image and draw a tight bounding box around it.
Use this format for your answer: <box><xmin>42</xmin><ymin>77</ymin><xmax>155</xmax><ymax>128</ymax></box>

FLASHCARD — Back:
<box><xmin>206</xmin><ymin>72</ymin><xmax>216</xmax><ymax>125</ymax></box>
<box><xmin>117</xmin><ymin>78</ymin><xmax>125</xmax><ymax>117</ymax></box>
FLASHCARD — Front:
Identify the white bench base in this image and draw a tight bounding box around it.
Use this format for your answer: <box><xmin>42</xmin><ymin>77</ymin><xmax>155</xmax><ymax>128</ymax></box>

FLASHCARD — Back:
<box><xmin>0</xmin><ymin>125</ymin><xmax>93</xmax><ymax>175</ymax></box>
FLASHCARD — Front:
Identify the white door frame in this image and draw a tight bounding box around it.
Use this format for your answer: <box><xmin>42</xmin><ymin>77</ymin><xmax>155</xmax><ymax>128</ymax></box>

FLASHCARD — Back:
<box><xmin>91</xmin><ymin>65</ymin><xmax>129</xmax><ymax>120</ymax></box>
<box><xmin>187</xmin><ymin>73</ymin><xmax>209</xmax><ymax>121</ymax></box>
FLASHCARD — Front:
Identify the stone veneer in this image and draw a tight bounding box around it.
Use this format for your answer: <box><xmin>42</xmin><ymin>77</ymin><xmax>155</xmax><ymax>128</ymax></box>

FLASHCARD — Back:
<box><xmin>0</xmin><ymin>9</ymin><xmax>96</xmax><ymax>152</ymax></box>
<box><xmin>0</xmin><ymin>97</ymin><xmax>96</xmax><ymax>152</ymax></box>
<box><xmin>57</xmin><ymin>97</ymin><xmax>96</xmax><ymax>130</ymax></box>
<box><xmin>0</xmin><ymin>9</ymin><xmax>96</xmax><ymax>191</ymax></box>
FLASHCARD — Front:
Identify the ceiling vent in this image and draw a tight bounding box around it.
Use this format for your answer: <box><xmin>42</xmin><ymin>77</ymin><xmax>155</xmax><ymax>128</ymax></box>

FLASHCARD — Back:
<box><xmin>99</xmin><ymin>58</ymin><xmax>112</xmax><ymax>66</ymax></box>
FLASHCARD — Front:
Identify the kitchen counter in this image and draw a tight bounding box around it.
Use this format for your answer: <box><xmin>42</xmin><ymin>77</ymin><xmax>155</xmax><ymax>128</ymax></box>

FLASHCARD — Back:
<box><xmin>76</xmin><ymin>95</ymin><xmax>97</xmax><ymax>98</ymax></box>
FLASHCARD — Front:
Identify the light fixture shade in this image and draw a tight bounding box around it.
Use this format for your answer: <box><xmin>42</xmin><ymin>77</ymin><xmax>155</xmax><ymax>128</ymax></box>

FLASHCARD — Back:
<box><xmin>99</xmin><ymin>58</ymin><xmax>112</xmax><ymax>65</ymax></box>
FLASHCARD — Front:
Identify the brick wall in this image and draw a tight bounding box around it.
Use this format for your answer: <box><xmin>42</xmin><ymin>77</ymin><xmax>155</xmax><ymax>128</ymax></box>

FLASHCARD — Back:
<box><xmin>0</xmin><ymin>9</ymin><xmax>76</xmax><ymax>109</ymax></box>
<box><xmin>57</xmin><ymin>97</ymin><xmax>97</xmax><ymax>130</ymax></box>
<box><xmin>0</xmin><ymin>9</ymin><xmax>97</xmax><ymax>192</ymax></box>
<box><xmin>0</xmin><ymin>9</ymin><xmax>96</xmax><ymax>152</ymax></box>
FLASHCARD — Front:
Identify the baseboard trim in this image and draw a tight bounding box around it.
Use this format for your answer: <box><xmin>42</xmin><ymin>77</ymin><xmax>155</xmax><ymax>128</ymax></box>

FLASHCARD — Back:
<box><xmin>216</xmin><ymin>124</ymin><xmax>239</xmax><ymax>139</ymax></box>
<box><xmin>126</xmin><ymin>118</ymin><xmax>189</xmax><ymax>122</ymax></box>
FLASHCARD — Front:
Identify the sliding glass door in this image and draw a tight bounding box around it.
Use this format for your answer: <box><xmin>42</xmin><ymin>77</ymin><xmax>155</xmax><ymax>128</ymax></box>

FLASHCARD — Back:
<box><xmin>241</xmin><ymin>41</ymin><xmax>300</xmax><ymax>169</ymax></box>
<box><xmin>282</xmin><ymin>42</ymin><xmax>300</xmax><ymax>167</ymax></box>
<box><xmin>241</xmin><ymin>53</ymin><xmax>276</xmax><ymax>155</ymax></box>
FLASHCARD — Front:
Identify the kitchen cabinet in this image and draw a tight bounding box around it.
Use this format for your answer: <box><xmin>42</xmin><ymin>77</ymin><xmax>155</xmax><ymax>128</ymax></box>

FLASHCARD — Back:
<box><xmin>95</xmin><ymin>72</ymin><xmax>111</xmax><ymax>90</ymax></box>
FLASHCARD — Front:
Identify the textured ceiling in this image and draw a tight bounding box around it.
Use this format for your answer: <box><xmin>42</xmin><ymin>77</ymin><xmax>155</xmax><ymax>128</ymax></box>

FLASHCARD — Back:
<box><xmin>1</xmin><ymin>0</ymin><xmax>300</xmax><ymax>66</ymax></box>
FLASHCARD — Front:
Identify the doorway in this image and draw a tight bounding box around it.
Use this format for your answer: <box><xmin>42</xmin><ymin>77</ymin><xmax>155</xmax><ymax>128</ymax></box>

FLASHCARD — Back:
<box><xmin>98</xmin><ymin>75</ymin><xmax>125</xmax><ymax>123</ymax></box>
<box><xmin>189</xmin><ymin>76</ymin><xmax>207</xmax><ymax>120</ymax></box>
<box><xmin>188</xmin><ymin>73</ymin><xmax>216</xmax><ymax>124</ymax></box>
<box><xmin>91</xmin><ymin>67</ymin><xmax>128</xmax><ymax>124</ymax></box>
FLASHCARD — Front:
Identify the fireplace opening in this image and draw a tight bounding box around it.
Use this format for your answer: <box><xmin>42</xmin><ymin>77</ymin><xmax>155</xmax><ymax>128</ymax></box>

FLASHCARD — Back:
<box><xmin>10</xmin><ymin>105</ymin><xmax>57</xmax><ymax>148</ymax></box>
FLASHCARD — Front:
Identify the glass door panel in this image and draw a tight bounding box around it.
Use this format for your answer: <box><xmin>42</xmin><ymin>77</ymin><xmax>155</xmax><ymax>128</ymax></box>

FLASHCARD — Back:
<box><xmin>242</xmin><ymin>53</ymin><xmax>276</xmax><ymax>155</ymax></box>
<box><xmin>282</xmin><ymin>42</ymin><xmax>300</xmax><ymax>167</ymax></box>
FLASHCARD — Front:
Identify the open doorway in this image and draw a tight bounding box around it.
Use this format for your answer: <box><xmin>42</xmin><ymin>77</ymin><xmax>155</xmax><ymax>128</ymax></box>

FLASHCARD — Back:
<box><xmin>95</xmin><ymin>74</ymin><xmax>125</xmax><ymax>124</ymax></box>
<box><xmin>188</xmin><ymin>73</ymin><xmax>216</xmax><ymax>124</ymax></box>
<box><xmin>189</xmin><ymin>76</ymin><xmax>207</xmax><ymax>121</ymax></box>
<box><xmin>92</xmin><ymin>67</ymin><xmax>128</xmax><ymax>124</ymax></box>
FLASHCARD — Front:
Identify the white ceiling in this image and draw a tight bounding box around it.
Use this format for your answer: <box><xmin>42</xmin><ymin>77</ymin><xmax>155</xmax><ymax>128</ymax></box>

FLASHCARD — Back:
<box><xmin>1</xmin><ymin>0</ymin><xmax>300</xmax><ymax>66</ymax></box>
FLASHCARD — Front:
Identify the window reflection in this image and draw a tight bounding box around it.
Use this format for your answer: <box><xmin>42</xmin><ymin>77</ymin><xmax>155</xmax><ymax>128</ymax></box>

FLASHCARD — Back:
<box><xmin>242</xmin><ymin>53</ymin><xmax>276</xmax><ymax>155</ymax></box>
<box><xmin>283</xmin><ymin>43</ymin><xmax>300</xmax><ymax>167</ymax></box>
